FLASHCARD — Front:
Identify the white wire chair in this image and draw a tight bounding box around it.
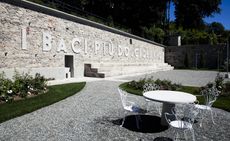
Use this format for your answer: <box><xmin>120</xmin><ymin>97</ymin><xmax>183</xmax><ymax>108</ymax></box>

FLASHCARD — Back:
<box><xmin>143</xmin><ymin>83</ymin><xmax>161</xmax><ymax>115</ymax></box>
<box><xmin>195</xmin><ymin>85</ymin><xmax>220</xmax><ymax>126</ymax></box>
<box><xmin>118</xmin><ymin>88</ymin><xmax>147</xmax><ymax>129</ymax></box>
<box><xmin>165</xmin><ymin>104</ymin><xmax>200</xmax><ymax>141</ymax></box>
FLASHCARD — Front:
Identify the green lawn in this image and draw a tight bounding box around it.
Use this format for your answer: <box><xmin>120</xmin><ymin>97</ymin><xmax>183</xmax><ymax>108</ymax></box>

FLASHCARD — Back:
<box><xmin>0</xmin><ymin>82</ymin><xmax>86</xmax><ymax>123</ymax></box>
<box><xmin>119</xmin><ymin>82</ymin><xmax>230</xmax><ymax>112</ymax></box>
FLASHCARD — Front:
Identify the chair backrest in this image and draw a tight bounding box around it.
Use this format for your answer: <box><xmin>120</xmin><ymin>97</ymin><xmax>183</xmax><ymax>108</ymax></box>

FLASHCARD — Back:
<box><xmin>143</xmin><ymin>83</ymin><xmax>160</xmax><ymax>93</ymax></box>
<box><xmin>200</xmin><ymin>85</ymin><xmax>220</xmax><ymax>107</ymax></box>
<box><xmin>118</xmin><ymin>88</ymin><xmax>128</xmax><ymax>108</ymax></box>
<box><xmin>169</xmin><ymin>104</ymin><xmax>199</xmax><ymax>124</ymax></box>
<box><xmin>165</xmin><ymin>112</ymin><xmax>177</xmax><ymax>124</ymax></box>
<box><xmin>183</xmin><ymin>104</ymin><xmax>200</xmax><ymax>123</ymax></box>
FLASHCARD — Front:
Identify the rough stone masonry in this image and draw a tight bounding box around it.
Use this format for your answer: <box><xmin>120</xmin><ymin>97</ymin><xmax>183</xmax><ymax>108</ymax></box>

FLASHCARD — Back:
<box><xmin>0</xmin><ymin>1</ymin><xmax>173</xmax><ymax>80</ymax></box>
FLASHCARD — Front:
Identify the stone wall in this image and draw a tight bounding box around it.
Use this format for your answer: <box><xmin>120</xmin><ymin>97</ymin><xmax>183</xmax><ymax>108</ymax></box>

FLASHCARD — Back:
<box><xmin>0</xmin><ymin>1</ymin><xmax>173</xmax><ymax>80</ymax></box>
<box><xmin>165</xmin><ymin>44</ymin><xmax>226</xmax><ymax>69</ymax></box>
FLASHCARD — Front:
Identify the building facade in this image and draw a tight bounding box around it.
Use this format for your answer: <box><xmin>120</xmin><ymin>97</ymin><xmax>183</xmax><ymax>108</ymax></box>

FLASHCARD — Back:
<box><xmin>0</xmin><ymin>0</ymin><xmax>173</xmax><ymax>80</ymax></box>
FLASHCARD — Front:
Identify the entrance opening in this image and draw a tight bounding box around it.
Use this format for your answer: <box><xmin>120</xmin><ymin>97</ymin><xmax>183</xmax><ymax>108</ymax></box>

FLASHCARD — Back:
<box><xmin>65</xmin><ymin>55</ymin><xmax>74</xmax><ymax>78</ymax></box>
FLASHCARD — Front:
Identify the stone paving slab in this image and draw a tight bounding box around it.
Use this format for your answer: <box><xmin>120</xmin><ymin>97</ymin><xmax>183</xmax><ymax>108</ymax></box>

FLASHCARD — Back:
<box><xmin>0</xmin><ymin>70</ymin><xmax>230</xmax><ymax>141</ymax></box>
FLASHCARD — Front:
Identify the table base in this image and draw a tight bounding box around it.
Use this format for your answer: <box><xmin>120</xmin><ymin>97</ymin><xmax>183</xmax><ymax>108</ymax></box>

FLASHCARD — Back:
<box><xmin>161</xmin><ymin>103</ymin><xmax>175</xmax><ymax>126</ymax></box>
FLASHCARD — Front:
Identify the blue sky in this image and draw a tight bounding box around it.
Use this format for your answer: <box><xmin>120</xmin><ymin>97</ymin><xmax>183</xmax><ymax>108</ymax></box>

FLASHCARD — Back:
<box><xmin>170</xmin><ymin>0</ymin><xmax>230</xmax><ymax>30</ymax></box>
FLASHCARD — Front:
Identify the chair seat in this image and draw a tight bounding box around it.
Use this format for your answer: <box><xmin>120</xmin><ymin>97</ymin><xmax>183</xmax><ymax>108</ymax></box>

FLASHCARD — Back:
<box><xmin>124</xmin><ymin>105</ymin><xmax>146</xmax><ymax>113</ymax></box>
<box><xmin>170</xmin><ymin>120</ymin><xmax>192</xmax><ymax>129</ymax></box>
<box><xmin>195</xmin><ymin>104</ymin><xmax>211</xmax><ymax>110</ymax></box>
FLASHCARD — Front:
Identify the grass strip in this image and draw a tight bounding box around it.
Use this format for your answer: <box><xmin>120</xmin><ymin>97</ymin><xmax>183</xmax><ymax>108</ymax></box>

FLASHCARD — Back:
<box><xmin>0</xmin><ymin>82</ymin><xmax>86</xmax><ymax>123</ymax></box>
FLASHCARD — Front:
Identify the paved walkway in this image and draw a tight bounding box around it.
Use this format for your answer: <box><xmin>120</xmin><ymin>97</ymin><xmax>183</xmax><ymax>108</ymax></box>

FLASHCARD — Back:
<box><xmin>0</xmin><ymin>70</ymin><xmax>230</xmax><ymax>141</ymax></box>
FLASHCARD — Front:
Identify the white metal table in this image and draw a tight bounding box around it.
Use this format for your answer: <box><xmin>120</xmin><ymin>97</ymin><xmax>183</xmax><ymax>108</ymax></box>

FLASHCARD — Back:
<box><xmin>143</xmin><ymin>90</ymin><xmax>197</xmax><ymax>126</ymax></box>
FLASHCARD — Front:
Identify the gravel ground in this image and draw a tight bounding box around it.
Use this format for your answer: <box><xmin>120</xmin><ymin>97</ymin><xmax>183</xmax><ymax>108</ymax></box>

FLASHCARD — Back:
<box><xmin>118</xmin><ymin>70</ymin><xmax>219</xmax><ymax>87</ymax></box>
<box><xmin>0</xmin><ymin>70</ymin><xmax>230</xmax><ymax>141</ymax></box>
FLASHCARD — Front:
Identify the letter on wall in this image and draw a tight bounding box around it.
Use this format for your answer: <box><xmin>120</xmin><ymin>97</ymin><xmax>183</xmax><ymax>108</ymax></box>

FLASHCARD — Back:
<box><xmin>72</xmin><ymin>37</ymin><xmax>81</xmax><ymax>54</ymax></box>
<box><xmin>108</xmin><ymin>42</ymin><xmax>114</xmax><ymax>56</ymax></box>
<box><xmin>21</xmin><ymin>27</ymin><xmax>27</xmax><ymax>50</ymax></box>
<box><xmin>134</xmin><ymin>48</ymin><xmax>139</xmax><ymax>57</ymax></box>
<box><xmin>94</xmin><ymin>41</ymin><xmax>101</xmax><ymax>55</ymax></box>
<box><xmin>42</xmin><ymin>32</ymin><xmax>52</xmax><ymax>51</ymax></box>
<box><xmin>117</xmin><ymin>45</ymin><xmax>123</xmax><ymax>56</ymax></box>
<box><xmin>57</xmin><ymin>38</ymin><xmax>67</xmax><ymax>52</ymax></box>
<box><xmin>124</xmin><ymin>46</ymin><xmax>129</xmax><ymax>57</ymax></box>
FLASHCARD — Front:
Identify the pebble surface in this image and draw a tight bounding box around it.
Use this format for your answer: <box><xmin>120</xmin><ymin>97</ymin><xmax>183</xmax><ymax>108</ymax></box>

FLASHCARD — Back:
<box><xmin>0</xmin><ymin>70</ymin><xmax>230</xmax><ymax>141</ymax></box>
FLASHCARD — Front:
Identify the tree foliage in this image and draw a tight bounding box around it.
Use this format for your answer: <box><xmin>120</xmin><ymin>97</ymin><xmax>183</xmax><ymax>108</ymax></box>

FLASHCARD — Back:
<box><xmin>28</xmin><ymin>0</ymin><xmax>229</xmax><ymax>45</ymax></box>
<box><xmin>174</xmin><ymin>0</ymin><xmax>221</xmax><ymax>29</ymax></box>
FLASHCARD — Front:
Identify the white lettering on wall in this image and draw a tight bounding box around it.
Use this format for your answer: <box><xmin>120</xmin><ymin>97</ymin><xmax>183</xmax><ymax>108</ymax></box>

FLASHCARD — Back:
<box><xmin>57</xmin><ymin>38</ymin><xmax>67</xmax><ymax>52</ymax></box>
<box><xmin>117</xmin><ymin>45</ymin><xmax>123</xmax><ymax>56</ymax></box>
<box><xmin>142</xmin><ymin>48</ymin><xmax>146</xmax><ymax>58</ymax></box>
<box><xmin>19</xmin><ymin>28</ymin><xmax>164</xmax><ymax>62</ymax></box>
<box><xmin>21</xmin><ymin>27</ymin><xmax>27</xmax><ymax>50</ymax></box>
<box><xmin>102</xmin><ymin>42</ymin><xmax>106</xmax><ymax>56</ymax></box>
<box><xmin>124</xmin><ymin>46</ymin><xmax>129</xmax><ymax>57</ymax></box>
<box><xmin>71</xmin><ymin>37</ymin><xmax>81</xmax><ymax>54</ymax></box>
<box><xmin>134</xmin><ymin>48</ymin><xmax>139</xmax><ymax>57</ymax></box>
<box><xmin>42</xmin><ymin>32</ymin><xmax>52</xmax><ymax>51</ymax></box>
<box><xmin>108</xmin><ymin>42</ymin><xmax>114</xmax><ymax>56</ymax></box>
<box><xmin>84</xmin><ymin>39</ymin><xmax>88</xmax><ymax>55</ymax></box>
<box><xmin>94</xmin><ymin>41</ymin><xmax>100</xmax><ymax>55</ymax></box>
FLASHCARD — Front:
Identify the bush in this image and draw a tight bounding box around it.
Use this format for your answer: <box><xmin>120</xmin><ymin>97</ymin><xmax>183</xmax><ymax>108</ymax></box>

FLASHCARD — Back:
<box><xmin>202</xmin><ymin>73</ymin><xmax>230</xmax><ymax>96</ymax></box>
<box><xmin>0</xmin><ymin>72</ymin><xmax>14</xmax><ymax>102</ymax></box>
<box><xmin>0</xmin><ymin>71</ymin><xmax>47</xmax><ymax>103</ymax></box>
<box><xmin>171</xmin><ymin>29</ymin><xmax>218</xmax><ymax>45</ymax></box>
<box><xmin>128</xmin><ymin>77</ymin><xmax>181</xmax><ymax>91</ymax></box>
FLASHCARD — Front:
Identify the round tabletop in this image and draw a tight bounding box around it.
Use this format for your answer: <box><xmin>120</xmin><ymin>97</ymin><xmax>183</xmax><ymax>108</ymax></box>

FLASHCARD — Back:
<box><xmin>143</xmin><ymin>90</ymin><xmax>196</xmax><ymax>104</ymax></box>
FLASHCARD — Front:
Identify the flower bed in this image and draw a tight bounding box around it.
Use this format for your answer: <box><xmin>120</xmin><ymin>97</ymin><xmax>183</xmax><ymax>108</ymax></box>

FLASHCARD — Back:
<box><xmin>0</xmin><ymin>71</ymin><xmax>47</xmax><ymax>103</ymax></box>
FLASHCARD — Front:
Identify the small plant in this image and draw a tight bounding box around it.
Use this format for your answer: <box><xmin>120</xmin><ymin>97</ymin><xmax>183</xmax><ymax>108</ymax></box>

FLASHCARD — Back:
<box><xmin>0</xmin><ymin>72</ymin><xmax>14</xmax><ymax>102</ymax></box>
<box><xmin>221</xmin><ymin>81</ymin><xmax>230</xmax><ymax>96</ymax></box>
<box><xmin>215</xmin><ymin>73</ymin><xmax>224</xmax><ymax>91</ymax></box>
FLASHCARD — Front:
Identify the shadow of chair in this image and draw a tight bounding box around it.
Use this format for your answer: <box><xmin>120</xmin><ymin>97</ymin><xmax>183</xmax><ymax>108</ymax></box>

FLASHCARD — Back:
<box><xmin>112</xmin><ymin>115</ymin><xmax>168</xmax><ymax>133</ymax></box>
<box><xmin>143</xmin><ymin>83</ymin><xmax>161</xmax><ymax>115</ymax></box>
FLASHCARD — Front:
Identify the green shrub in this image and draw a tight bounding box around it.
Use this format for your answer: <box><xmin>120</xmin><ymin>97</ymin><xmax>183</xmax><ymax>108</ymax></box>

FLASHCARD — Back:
<box><xmin>127</xmin><ymin>78</ymin><xmax>181</xmax><ymax>91</ymax></box>
<box><xmin>0</xmin><ymin>72</ymin><xmax>14</xmax><ymax>102</ymax></box>
<box><xmin>13</xmin><ymin>71</ymin><xmax>34</xmax><ymax>98</ymax></box>
<box><xmin>222</xmin><ymin>82</ymin><xmax>230</xmax><ymax>96</ymax></box>
<box><xmin>0</xmin><ymin>71</ymin><xmax>47</xmax><ymax>103</ymax></box>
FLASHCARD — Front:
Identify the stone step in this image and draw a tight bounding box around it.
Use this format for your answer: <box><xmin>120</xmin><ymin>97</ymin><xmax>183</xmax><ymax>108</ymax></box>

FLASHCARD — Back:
<box><xmin>101</xmin><ymin>65</ymin><xmax>173</xmax><ymax>77</ymax></box>
<box><xmin>84</xmin><ymin>64</ymin><xmax>105</xmax><ymax>78</ymax></box>
<box><xmin>88</xmin><ymin>62</ymin><xmax>174</xmax><ymax>78</ymax></box>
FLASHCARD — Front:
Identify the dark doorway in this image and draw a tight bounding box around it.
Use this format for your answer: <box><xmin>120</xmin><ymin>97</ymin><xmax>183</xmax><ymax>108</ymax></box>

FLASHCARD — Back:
<box><xmin>65</xmin><ymin>55</ymin><xmax>74</xmax><ymax>78</ymax></box>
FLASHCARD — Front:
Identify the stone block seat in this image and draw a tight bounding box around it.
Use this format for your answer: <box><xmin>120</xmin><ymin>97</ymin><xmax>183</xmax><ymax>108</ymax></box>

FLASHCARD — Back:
<box><xmin>86</xmin><ymin>62</ymin><xmax>174</xmax><ymax>77</ymax></box>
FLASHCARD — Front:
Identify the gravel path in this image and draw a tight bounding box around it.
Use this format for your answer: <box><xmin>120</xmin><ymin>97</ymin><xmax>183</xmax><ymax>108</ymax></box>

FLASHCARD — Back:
<box><xmin>118</xmin><ymin>70</ymin><xmax>219</xmax><ymax>87</ymax></box>
<box><xmin>0</xmin><ymin>70</ymin><xmax>230</xmax><ymax>141</ymax></box>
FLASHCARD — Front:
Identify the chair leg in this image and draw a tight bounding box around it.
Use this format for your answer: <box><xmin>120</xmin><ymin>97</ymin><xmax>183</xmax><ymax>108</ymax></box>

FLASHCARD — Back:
<box><xmin>190</xmin><ymin>129</ymin><xmax>195</xmax><ymax>141</ymax></box>
<box><xmin>184</xmin><ymin>130</ymin><xmax>188</xmax><ymax>141</ymax></box>
<box><xmin>210</xmin><ymin>109</ymin><xmax>215</xmax><ymax>124</ymax></box>
<box><xmin>154</xmin><ymin>103</ymin><xmax>161</xmax><ymax>116</ymax></box>
<box><xmin>120</xmin><ymin>117</ymin><xmax>126</xmax><ymax>127</ymax></box>
<box><xmin>135</xmin><ymin>115</ymin><xmax>141</xmax><ymax>129</ymax></box>
<box><xmin>175</xmin><ymin>131</ymin><xmax>180</xmax><ymax>141</ymax></box>
<box><xmin>199</xmin><ymin>110</ymin><xmax>204</xmax><ymax>127</ymax></box>
<box><xmin>146</xmin><ymin>102</ymin><xmax>150</xmax><ymax>113</ymax></box>
<box><xmin>120</xmin><ymin>111</ymin><xmax>127</xmax><ymax>127</ymax></box>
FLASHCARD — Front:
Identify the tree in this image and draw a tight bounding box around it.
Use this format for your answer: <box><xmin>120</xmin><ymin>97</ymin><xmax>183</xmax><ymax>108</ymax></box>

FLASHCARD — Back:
<box><xmin>174</xmin><ymin>0</ymin><xmax>221</xmax><ymax>29</ymax></box>
<box><xmin>208</xmin><ymin>22</ymin><xmax>225</xmax><ymax>35</ymax></box>
<box><xmin>109</xmin><ymin>0</ymin><xmax>169</xmax><ymax>35</ymax></box>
